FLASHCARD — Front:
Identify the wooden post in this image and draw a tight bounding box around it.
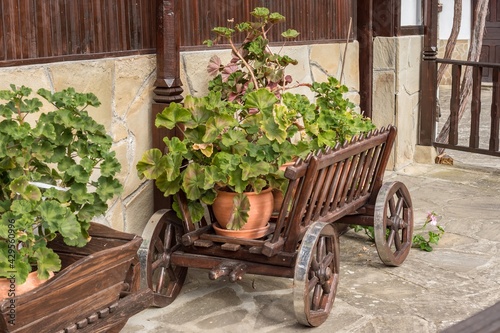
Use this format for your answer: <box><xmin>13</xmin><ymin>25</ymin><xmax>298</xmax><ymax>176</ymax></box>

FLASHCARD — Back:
<box><xmin>357</xmin><ymin>0</ymin><xmax>373</xmax><ymax>118</ymax></box>
<box><xmin>418</xmin><ymin>0</ymin><xmax>438</xmax><ymax>146</ymax></box>
<box><xmin>153</xmin><ymin>0</ymin><xmax>184</xmax><ymax>210</ymax></box>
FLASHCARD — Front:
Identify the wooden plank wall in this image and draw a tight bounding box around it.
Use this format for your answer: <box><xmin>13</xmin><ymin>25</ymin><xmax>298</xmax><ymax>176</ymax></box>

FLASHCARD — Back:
<box><xmin>0</xmin><ymin>0</ymin><xmax>355</xmax><ymax>67</ymax></box>
<box><xmin>179</xmin><ymin>0</ymin><xmax>355</xmax><ymax>50</ymax></box>
<box><xmin>0</xmin><ymin>0</ymin><xmax>156</xmax><ymax>67</ymax></box>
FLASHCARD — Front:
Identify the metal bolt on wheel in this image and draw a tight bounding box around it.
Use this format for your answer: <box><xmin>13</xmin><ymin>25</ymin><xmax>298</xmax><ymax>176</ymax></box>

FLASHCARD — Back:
<box><xmin>294</xmin><ymin>222</ymin><xmax>340</xmax><ymax>327</ymax></box>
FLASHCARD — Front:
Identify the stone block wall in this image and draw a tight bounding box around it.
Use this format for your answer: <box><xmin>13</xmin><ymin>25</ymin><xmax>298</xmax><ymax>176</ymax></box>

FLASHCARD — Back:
<box><xmin>372</xmin><ymin>36</ymin><xmax>423</xmax><ymax>170</ymax></box>
<box><xmin>437</xmin><ymin>39</ymin><xmax>470</xmax><ymax>85</ymax></box>
<box><xmin>0</xmin><ymin>38</ymin><xmax>422</xmax><ymax>234</ymax></box>
<box><xmin>0</xmin><ymin>55</ymin><xmax>156</xmax><ymax>236</ymax></box>
<box><xmin>180</xmin><ymin>42</ymin><xmax>361</xmax><ymax>108</ymax></box>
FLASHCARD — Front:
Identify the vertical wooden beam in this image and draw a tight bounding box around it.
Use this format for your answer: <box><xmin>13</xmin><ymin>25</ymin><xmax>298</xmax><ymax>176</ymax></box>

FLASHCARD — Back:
<box><xmin>470</xmin><ymin>66</ymin><xmax>482</xmax><ymax>148</ymax></box>
<box><xmin>357</xmin><ymin>0</ymin><xmax>373</xmax><ymax>118</ymax></box>
<box><xmin>449</xmin><ymin>65</ymin><xmax>461</xmax><ymax>146</ymax></box>
<box><xmin>418</xmin><ymin>0</ymin><xmax>438</xmax><ymax>146</ymax></box>
<box><xmin>153</xmin><ymin>0</ymin><xmax>184</xmax><ymax>210</ymax></box>
<box><xmin>372</xmin><ymin>0</ymin><xmax>397</xmax><ymax>37</ymax></box>
<box><xmin>490</xmin><ymin>68</ymin><xmax>500</xmax><ymax>152</ymax></box>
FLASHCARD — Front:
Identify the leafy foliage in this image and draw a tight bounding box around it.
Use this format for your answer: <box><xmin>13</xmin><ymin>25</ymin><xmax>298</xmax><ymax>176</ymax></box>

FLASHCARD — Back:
<box><xmin>138</xmin><ymin>7</ymin><xmax>375</xmax><ymax>230</ymax></box>
<box><xmin>351</xmin><ymin>211</ymin><xmax>445</xmax><ymax>252</ymax></box>
<box><xmin>412</xmin><ymin>211</ymin><xmax>445</xmax><ymax>252</ymax></box>
<box><xmin>137</xmin><ymin>89</ymin><xmax>298</xmax><ymax>228</ymax></box>
<box><xmin>0</xmin><ymin>85</ymin><xmax>123</xmax><ymax>284</ymax></box>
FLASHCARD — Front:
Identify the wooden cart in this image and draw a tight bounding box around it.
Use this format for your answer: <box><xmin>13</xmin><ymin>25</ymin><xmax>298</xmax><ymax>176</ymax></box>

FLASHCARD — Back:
<box><xmin>138</xmin><ymin>126</ymin><xmax>414</xmax><ymax>327</ymax></box>
<box><xmin>0</xmin><ymin>223</ymin><xmax>150</xmax><ymax>333</ymax></box>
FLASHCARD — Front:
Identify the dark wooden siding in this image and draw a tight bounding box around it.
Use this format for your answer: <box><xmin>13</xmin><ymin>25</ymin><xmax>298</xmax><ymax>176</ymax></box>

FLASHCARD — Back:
<box><xmin>0</xmin><ymin>0</ymin><xmax>355</xmax><ymax>67</ymax></box>
<box><xmin>0</xmin><ymin>0</ymin><xmax>157</xmax><ymax>67</ymax></box>
<box><xmin>179</xmin><ymin>0</ymin><xmax>355</xmax><ymax>49</ymax></box>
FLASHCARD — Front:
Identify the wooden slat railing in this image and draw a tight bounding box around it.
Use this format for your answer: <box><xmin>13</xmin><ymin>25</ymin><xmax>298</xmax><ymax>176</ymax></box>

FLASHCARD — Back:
<box><xmin>434</xmin><ymin>58</ymin><xmax>500</xmax><ymax>157</ymax></box>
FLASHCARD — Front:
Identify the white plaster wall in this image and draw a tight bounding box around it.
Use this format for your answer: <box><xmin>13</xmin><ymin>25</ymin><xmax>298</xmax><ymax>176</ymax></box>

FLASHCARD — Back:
<box><xmin>438</xmin><ymin>0</ymin><xmax>471</xmax><ymax>40</ymax></box>
<box><xmin>401</xmin><ymin>0</ymin><xmax>423</xmax><ymax>26</ymax></box>
<box><xmin>0</xmin><ymin>55</ymin><xmax>156</xmax><ymax>235</ymax></box>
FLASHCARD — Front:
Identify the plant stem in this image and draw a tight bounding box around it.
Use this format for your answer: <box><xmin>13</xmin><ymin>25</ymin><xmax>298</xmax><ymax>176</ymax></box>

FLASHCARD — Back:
<box><xmin>228</xmin><ymin>38</ymin><xmax>259</xmax><ymax>89</ymax></box>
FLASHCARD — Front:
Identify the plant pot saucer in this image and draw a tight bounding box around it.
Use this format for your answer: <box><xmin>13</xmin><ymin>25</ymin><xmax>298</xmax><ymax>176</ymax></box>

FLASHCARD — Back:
<box><xmin>212</xmin><ymin>222</ymin><xmax>270</xmax><ymax>239</ymax></box>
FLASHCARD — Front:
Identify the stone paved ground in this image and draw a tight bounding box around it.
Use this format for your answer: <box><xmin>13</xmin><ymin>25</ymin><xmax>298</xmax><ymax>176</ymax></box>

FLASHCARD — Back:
<box><xmin>122</xmin><ymin>86</ymin><xmax>500</xmax><ymax>332</ymax></box>
<box><xmin>121</xmin><ymin>162</ymin><xmax>500</xmax><ymax>333</ymax></box>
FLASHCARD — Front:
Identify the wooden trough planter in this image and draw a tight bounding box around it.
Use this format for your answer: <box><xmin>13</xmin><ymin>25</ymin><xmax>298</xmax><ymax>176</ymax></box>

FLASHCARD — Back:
<box><xmin>0</xmin><ymin>223</ymin><xmax>152</xmax><ymax>333</ymax></box>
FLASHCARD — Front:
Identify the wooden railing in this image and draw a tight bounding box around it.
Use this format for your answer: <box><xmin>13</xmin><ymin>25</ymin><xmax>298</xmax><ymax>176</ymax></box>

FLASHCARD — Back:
<box><xmin>434</xmin><ymin>59</ymin><xmax>500</xmax><ymax>157</ymax></box>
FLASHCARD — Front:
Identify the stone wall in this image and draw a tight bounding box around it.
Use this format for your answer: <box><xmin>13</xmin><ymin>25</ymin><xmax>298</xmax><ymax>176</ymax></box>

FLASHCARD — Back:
<box><xmin>437</xmin><ymin>39</ymin><xmax>470</xmax><ymax>85</ymax></box>
<box><xmin>0</xmin><ymin>55</ymin><xmax>157</xmax><ymax>236</ymax></box>
<box><xmin>0</xmin><ymin>38</ymin><xmax>422</xmax><ymax>234</ymax></box>
<box><xmin>372</xmin><ymin>36</ymin><xmax>423</xmax><ymax>169</ymax></box>
<box><xmin>180</xmin><ymin>42</ymin><xmax>361</xmax><ymax>108</ymax></box>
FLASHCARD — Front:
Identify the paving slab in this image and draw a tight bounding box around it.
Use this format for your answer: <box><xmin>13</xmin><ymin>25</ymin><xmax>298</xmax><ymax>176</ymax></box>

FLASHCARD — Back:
<box><xmin>121</xmin><ymin>161</ymin><xmax>500</xmax><ymax>333</ymax></box>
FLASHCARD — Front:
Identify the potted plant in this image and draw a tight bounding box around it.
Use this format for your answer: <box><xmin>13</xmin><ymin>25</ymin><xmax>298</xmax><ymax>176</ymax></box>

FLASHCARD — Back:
<box><xmin>137</xmin><ymin>88</ymin><xmax>299</xmax><ymax>235</ymax></box>
<box><xmin>137</xmin><ymin>7</ymin><xmax>375</xmax><ymax>236</ymax></box>
<box><xmin>0</xmin><ymin>85</ymin><xmax>123</xmax><ymax>294</ymax></box>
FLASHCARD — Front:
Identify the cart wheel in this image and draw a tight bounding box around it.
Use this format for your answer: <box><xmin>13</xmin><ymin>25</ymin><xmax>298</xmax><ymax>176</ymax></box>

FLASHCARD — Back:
<box><xmin>138</xmin><ymin>209</ymin><xmax>187</xmax><ymax>307</ymax></box>
<box><xmin>294</xmin><ymin>222</ymin><xmax>340</xmax><ymax>327</ymax></box>
<box><xmin>374</xmin><ymin>181</ymin><xmax>414</xmax><ymax>266</ymax></box>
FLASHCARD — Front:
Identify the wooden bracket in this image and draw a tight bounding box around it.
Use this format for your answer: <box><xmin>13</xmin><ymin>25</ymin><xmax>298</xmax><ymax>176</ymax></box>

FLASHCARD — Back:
<box><xmin>209</xmin><ymin>261</ymin><xmax>248</xmax><ymax>282</ymax></box>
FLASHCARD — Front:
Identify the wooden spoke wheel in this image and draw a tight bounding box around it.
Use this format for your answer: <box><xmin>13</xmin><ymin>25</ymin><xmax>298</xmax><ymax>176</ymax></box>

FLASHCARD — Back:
<box><xmin>374</xmin><ymin>181</ymin><xmax>414</xmax><ymax>266</ymax></box>
<box><xmin>294</xmin><ymin>222</ymin><xmax>340</xmax><ymax>327</ymax></box>
<box><xmin>138</xmin><ymin>209</ymin><xmax>187</xmax><ymax>307</ymax></box>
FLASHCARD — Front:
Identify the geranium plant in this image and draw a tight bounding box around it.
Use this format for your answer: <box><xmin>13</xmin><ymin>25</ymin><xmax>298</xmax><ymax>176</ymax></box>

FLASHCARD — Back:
<box><xmin>205</xmin><ymin>7</ymin><xmax>375</xmax><ymax>148</ymax></box>
<box><xmin>0</xmin><ymin>85</ymin><xmax>122</xmax><ymax>285</ymax></box>
<box><xmin>137</xmin><ymin>7</ymin><xmax>375</xmax><ymax>230</ymax></box>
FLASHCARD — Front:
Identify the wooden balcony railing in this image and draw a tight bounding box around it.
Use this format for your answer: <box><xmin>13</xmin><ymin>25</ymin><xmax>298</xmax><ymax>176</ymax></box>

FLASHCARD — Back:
<box><xmin>434</xmin><ymin>59</ymin><xmax>500</xmax><ymax>157</ymax></box>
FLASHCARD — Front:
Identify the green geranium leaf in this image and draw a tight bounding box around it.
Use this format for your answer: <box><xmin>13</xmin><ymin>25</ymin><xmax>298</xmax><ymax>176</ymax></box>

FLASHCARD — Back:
<box><xmin>226</xmin><ymin>193</ymin><xmax>250</xmax><ymax>230</ymax></box>
<box><xmin>262</xmin><ymin>116</ymin><xmax>287</xmax><ymax>144</ymax></box>
<box><xmin>187</xmin><ymin>200</ymin><xmax>205</xmax><ymax>223</ymax></box>
<box><xmin>227</xmin><ymin>168</ymin><xmax>248</xmax><ymax>193</ymax></box>
<box><xmin>240</xmin><ymin>160</ymin><xmax>270</xmax><ymax>181</ymax></box>
<box><xmin>212</xmin><ymin>152</ymin><xmax>240</xmax><ymax>173</ymax></box>
<box><xmin>251</xmin><ymin>7</ymin><xmax>270</xmax><ymax>18</ymax></box>
<box><xmin>44</xmin><ymin>187</ymin><xmax>71</xmax><ymax>202</ymax></box>
<box><xmin>100</xmin><ymin>154</ymin><xmax>121</xmax><ymax>177</ymax></box>
<box><xmin>57</xmin><ymin>212</ymin><xmax>83</xmax><ymax>241</ymax></box>
<box><xmin>155</xmin><ymin>173</ymin><xmax>182</xmax><ymax>196</ymax></box>
<box><xmin>10</xmin><ymin>177</ymin><xmax>42</xmax><ymax>201</ymax></box>
<box><xmin>244</xmin><ymin>88</ymin><xmax>278</xmax><ymax>112</ymax></box>
<box><xmin>33</xmin><ymin>247</ymin><xmax>62</xmax><ymax>280</ymax></box>
<box><xmin>155</xmin><ymin>103</ymin><xmax>192</xmax><ymax>129</ymax></box>
<box><xmin>39</xmin><ymin>200</ymin><xmax>67</xmax><ymax>231</ymax></box>
<box><xmin>282</xmin><ymin>29</ymin><xmax>300</xmax><ymax>39</ymax></box>
<box><xmin>136</xmin><ymin>148</ymin><xmax>168</xmax><ymax>179</ymax></box>
<box><xmin>203</xmin><ymin>115</ymin><xmax>237</xmax><ymax>142</ymax></box>
<box><xmin>96</xmin><ymin>177</ymin><xmax>122</xmax><ymax>201</ymax></box>
<box><xmin>182</xmin><ymin>163</ymin><xmax>207</xmax><ymax>200</ymax></box>
<box><xmin>66</xmin><ymin>164</ymin><xmax>90</xmax><ymax>183</ymax></box>
<box><xmin>69</xmin><ymin>183</ymin><xmax>95</xmax><ymax>205</ymax></box>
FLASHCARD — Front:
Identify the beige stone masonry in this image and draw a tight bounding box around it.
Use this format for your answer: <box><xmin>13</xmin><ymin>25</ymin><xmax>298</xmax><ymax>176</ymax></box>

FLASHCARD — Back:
<box><xmin>0</xmin><ymin>55</ymin><xmax>156</xmax><ymax>234</ymax></box>
<box><xmin>0</xmin><ymin>37</ymin><xmax>424</xmax><ymax>235</ymax></box>
<box><xmin>373</xmin><ymin>36</ymin><xmax>423</xmax><ymax>170</ymax></box>
<box><xmin>181</xmin><ymin>42</ymin><xmax>361</xmax><ymax>106</ymax></box>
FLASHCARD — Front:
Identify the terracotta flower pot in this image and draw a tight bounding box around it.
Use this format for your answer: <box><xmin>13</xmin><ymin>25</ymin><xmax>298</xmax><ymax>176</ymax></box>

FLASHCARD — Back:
<box><xmin>212</xmin><ymin>188</ymin><xmax>274</xmax><ymax>238</ymax></box>
<box><xmin>0</xmin><ymin>271</ymin><xmax>53</xmax><ymax>300</ymax></box>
